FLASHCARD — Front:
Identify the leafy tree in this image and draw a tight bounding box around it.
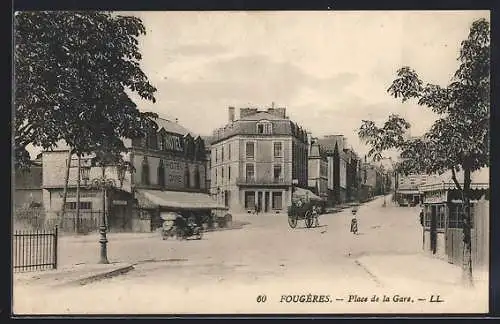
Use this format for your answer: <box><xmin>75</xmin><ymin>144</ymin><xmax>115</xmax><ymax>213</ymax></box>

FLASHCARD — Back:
<box><xmin>358</xmin><ymin>18</ymin><xmax>489</xmax><ymax>286</ymax></box>
<box><xmin>14</xmin><ymin>11</ymin><xmax>158</xmax><ymax>168</ymax></box>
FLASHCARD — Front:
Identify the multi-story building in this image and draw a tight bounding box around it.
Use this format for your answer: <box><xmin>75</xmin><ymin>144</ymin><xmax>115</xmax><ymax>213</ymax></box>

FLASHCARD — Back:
<box><xmin>307</xmin><ymin>136</ymin><xmax>328</xmax><ymax>199</ymax></box>
<box><xmin>318</xmin><ymin>135</ymin><xmax>357</xmax><ymax>205</ymax></box>
<box><xmin>42</xmin><ymin>116</ymin><xmax>221</xmax><ymax>232</ymax></box>
<box><xmin>396</xmin><ymin>173</ymin><xmax>428</xmax><ymax>206</ymax></box>
<box><xmin>208</xmin><ymin>106</ymin><xmax>309</xmax><ymax>214</ymax></box>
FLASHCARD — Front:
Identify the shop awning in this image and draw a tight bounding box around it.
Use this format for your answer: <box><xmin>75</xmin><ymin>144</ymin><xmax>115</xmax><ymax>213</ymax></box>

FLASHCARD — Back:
<box><xmin>136</xmin><ymin>189</ymin><xmax>228</xmax><ymax>210</ymax></box>
<box><xmin>293</xmin><ymin>187</ymin><xmax>324</xmax><ymax>201</ymax></box>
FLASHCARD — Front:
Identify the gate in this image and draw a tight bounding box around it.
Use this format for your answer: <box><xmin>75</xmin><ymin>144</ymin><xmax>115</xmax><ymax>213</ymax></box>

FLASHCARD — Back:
<box><xmin>13</xmin><ymin>227</ymin><xmax>58</xmax><ymax>272</ymax></box>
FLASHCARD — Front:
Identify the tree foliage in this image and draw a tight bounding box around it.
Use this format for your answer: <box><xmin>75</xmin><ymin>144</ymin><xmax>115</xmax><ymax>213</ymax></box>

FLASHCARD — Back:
<box><xmin>14</xmin><ymin>11</ymin><xmax>159</xmax><ymax>168</ymax></box>
<box><xmin>359</xmin><ymin>18</ymin><xmax>490</xmax><ymax>180</ymax></box>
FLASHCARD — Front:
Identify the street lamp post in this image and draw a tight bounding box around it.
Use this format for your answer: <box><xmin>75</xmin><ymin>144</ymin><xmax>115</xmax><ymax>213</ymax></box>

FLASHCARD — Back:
<box><xmin>80</xmin><ymin>163</ymin><xmax>127</xmax><ymax>264</ymax></box>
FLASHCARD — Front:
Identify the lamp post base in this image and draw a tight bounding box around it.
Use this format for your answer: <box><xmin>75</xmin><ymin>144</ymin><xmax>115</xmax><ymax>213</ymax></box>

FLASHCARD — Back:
<box><xmin>98</xmin><ymin>225</ymin><xmax>109</xmax><ymax>264</ymax></box>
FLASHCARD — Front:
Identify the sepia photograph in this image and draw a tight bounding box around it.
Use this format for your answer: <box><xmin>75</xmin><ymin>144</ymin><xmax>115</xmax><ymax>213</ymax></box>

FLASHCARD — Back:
<box><xmin>12</xmin><ymin>10</ymin><xmax>490</xmax><ymax>315</ymax></box>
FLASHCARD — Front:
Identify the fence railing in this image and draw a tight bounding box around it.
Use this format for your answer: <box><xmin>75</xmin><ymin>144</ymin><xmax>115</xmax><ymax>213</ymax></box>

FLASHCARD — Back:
<box><xmin>13</xmin><ymin>227</ymin><xmax>58</xmax><ymax>272</ymax></box>
<box><xmin>14</xmin><ymin>207</ymin><xmax>103</xmax><ymax>234</ymax></box>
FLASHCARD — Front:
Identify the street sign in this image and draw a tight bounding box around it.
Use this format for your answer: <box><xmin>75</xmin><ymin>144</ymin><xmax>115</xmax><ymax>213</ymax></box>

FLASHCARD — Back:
<box><xmin>112</xmin><ymin>200</ymin><xmax>127</xmax><ymax>205</ymax></box>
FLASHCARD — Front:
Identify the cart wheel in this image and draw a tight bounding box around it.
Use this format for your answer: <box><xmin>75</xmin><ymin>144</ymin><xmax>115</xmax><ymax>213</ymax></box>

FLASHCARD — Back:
<box><xmin>196</xmin><ymin>230</ymin><xmax>203</xmax><ymax>240</ymax></box>
<box><xmin>305</xmin><ymin>211</ymin><xmax>313</xmax><ymax>228</ymax></box>
<box><xmin>288</xmin><ymin>215</ymin><xmax>297</xmax><ymax>228</ymax></box>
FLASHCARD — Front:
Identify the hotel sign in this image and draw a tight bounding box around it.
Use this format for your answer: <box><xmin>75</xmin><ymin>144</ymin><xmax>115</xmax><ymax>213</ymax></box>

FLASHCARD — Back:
<box><xmin>164</xmin><ymin>134</ymin><xmax>184</xmax><ymax>152</ymax></box>
<box><xmin>423</xmin><ymin>190</ymin><xmax>447</xmax><ymax>204</ymax></box>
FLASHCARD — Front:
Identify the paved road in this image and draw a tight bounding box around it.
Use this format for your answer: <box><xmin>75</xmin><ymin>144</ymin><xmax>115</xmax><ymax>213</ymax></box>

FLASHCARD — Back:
<box><xmin>16</xmin><ymin>197</ymin><xmax>470</xmax><ymax>314</ymax></box>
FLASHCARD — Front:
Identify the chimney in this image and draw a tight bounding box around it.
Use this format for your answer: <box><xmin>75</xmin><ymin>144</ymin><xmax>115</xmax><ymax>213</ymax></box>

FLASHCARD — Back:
<box><xmin>228</xmin><ymin>106</ymin><xmax>235</xmax><ymax>122</ymax></box>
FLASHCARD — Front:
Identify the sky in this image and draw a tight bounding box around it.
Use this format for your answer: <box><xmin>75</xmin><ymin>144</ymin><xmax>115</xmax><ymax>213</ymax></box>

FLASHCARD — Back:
<box><xmin>27</xmin><ymin>10</ymin><xmax>490</xmax><ymax>162</ymax></box>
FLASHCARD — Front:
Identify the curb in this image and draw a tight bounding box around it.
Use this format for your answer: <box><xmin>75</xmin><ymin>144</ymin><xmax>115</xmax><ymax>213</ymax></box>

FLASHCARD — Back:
<box><xmin>57</xmin><ymin>264</ymin><xmax>135</xmax><ymax>287</ymax></box>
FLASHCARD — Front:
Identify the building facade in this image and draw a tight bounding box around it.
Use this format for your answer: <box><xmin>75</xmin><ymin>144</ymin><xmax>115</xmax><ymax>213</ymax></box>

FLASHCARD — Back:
<box><xmin>42</xmin><ymin>116</ymin><xmax>222</xmax><ymax>232</ymax></box>
<box><xmin>307</xmin><ymin>136</ymin><xmax>328</xmax><ymax>199</ymax></box>
<box><xmin>318</xmin><ymin>135</ymin><xmax>361</xmax><ymax>206</ymax></box>
<box><xmin>396</xmin><ymin>173</ymin><xmax>428</xmax><ymax>206</ymax></box>
<box><xmin>419</xmin><ymin>175</ymin><xmax>489</xmax><ymax>265</ymax></box>
<box><xmin>208</xmin><ymin>106</ymin><xmax>309</xmax><ymax>214</ymax></box>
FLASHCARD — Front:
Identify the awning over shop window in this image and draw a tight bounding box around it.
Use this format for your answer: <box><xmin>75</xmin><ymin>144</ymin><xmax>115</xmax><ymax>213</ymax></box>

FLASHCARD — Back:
<box><xmin>293</xmin><ymin>187</ymin><xmax>324</xmax><ymax>201</ymax></box>
<box><xmin>136</xmin><ymin>189</ymin><xmax>227</xmax><ymax>210</ymax></box>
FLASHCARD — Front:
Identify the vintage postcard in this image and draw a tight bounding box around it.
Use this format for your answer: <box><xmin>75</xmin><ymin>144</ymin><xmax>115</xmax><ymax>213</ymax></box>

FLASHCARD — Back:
<box><xmin>12</xmin><ymin>10</ymin><xmax>490</xmax><ymax>315</ymax></box>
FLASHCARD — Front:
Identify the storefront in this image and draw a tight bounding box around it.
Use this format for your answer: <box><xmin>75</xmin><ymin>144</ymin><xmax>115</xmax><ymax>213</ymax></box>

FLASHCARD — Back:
<box><xmin>420</xmin><ymin>182</ymin><xmax>489</xmax><ymax>264</ymax></box>
<box><xmin>396</xmin><ymin>186</ymin><xmax>421</xmax><ymax>207</ymax></box>
<box><xmin>135</xmin><ymin>189</ymin><xmax>227</xmax><ymax>231</ymax></box>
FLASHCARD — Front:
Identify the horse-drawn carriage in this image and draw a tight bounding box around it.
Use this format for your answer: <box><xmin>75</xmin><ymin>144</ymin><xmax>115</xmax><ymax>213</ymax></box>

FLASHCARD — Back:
<box><xmin>287</xmin><ymin>188</ymin><xmax>324</xmax><ymax>229</ymax></box>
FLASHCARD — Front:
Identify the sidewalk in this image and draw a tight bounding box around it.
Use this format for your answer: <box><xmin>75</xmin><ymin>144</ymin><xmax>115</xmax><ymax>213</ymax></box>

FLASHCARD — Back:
<box><xmin>14</xmin><ymin>262</ymin><xmax>135</xmax><ymax>288</ymax></box>
<box><xmin>356</xmin><ymin>252</ymin><xmax>489</xmax><ymax>290</ymax></box>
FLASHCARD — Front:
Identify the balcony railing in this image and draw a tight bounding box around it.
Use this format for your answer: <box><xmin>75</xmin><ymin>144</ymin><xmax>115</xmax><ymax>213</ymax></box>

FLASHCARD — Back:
<box><xmin>236</xmin><ymin>177</ymin><xmax>291</xmax><ymax>186</ymax></box>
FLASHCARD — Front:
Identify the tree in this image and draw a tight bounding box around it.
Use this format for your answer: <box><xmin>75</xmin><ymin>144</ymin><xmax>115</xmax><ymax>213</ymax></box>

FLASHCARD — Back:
<box><xmin>14</xmin><ymin>11</ymin><xmax>159</xmax><ymax>167</ymax></box>
<box><xmin>358</xmin><ymin>18</ymin><xmax>489</xmax><ymax>286</ymax></box>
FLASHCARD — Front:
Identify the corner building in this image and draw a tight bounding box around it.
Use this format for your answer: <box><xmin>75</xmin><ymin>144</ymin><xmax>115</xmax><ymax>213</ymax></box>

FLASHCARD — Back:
<box><xmin>208</xmin><ymin>107</ymin><xmax>309</xmax><ymax>214</ymax></box>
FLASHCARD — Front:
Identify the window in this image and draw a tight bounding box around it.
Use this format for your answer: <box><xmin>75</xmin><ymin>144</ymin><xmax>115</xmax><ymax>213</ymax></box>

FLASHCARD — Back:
<box><xmin>256</xmin><ymin>121</ymin><xmax>273</xmax><ymax>134</ymax></box>
<box><xmin>215</xmin><ymin>169</ymin><xmax>218</xmax><ymax>184</ymax></box>
<box><xmin>221</xmin><ymin>167</ymin><xmax>224</xmax><ymax>179</ymax></box>
<box><xmin>246</xmin><ymin>163</ymin><xmax>255</xmax><ymax>181</ymax></box>
<box><xmin>424</xmin><ymin>206</ymin><xmax>431</xmax><ymax>227</ymax></box>
<box><xmin>448</xmin><ymin>203</ymin><xmax>476</xmax><ymax>229</ymax></box>
<box><xmin>437</xmin><ymin>205</ymin><xmax>446</xmax><ymax>229</ymax></box>
<box><xmin>64</xmin><ymin>202</ymin><xmax>92</xmax><ymax>210</ymax></box>
<box><xmin>273</xmin><ymin>164</ymin><xmax>282</xmax><ymax>181</ymax></box>
<box><xmin>228</xmin><ymin>166</ymin><xmax>231</xmax><ymax>180</ymax></box>
<box><xmin>185</xmin><ymin>166</ymin><xmax>190</xmax><ymax>188</ymax></box>
<box><xmin>272</xmin><ymin>192</ymin><xmax>283</xmax><ymax>209</ymax></box>
<box><xmin>148</xmin><ymin>132</ymin><xmax>158</xmax><ymax>150</ymax></box>
<box><xmin>194</xmin><ymin>167</ymin><xmax>200</xmax><ymax>189</ymax></box>
<box><xmin>228</xmin><ymin>144</ymin><xmax>231</xmax><ymax>161</ymax></box>
<box><xmin>274</xmin><ymin>142</ymin><xmax>283</xmax><ymax>158</ymax></box>
<box><xmin>245</xmin><ymin>191</ymin><xmax>256</xmax><ymax>209</ymax></box>
<box><xmin>246</xmin><ymin>142</ymin><xmax>255</xmax><ymax>159</ymax></box>
<box><xmin>142</xmin><ymin>157</ymin><xmax>150</xmax><ymax>185</ymax></box>
<box><xmin>215</xmin><ymin>148</ymin><xmax>218</xmax><ymax>163</ymax></box>
<box><xmin>158</xmin><ymin>160</ymin><xmax>165</xmax><ymax>187</ymax></box>
<box><xmin>222</xmin><ymin>146</ymin><xmax>225</xmax><ymax>161</ymax></box>
<box><xmin>158</xmin><ymin>135</ymin><xmax>166</xmax><ymax>151</ymax></box>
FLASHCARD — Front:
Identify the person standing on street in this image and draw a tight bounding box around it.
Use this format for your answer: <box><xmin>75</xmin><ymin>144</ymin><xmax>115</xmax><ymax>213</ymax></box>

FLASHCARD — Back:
<box><xmin>419</xmin><ymin>208</ymin><xmax>424</xmax><ymax>226</ymax></box>
<box><xmin>350</xmin><ymin>208</ymin><xmax>358</xmax><ymax>235</ymax></box>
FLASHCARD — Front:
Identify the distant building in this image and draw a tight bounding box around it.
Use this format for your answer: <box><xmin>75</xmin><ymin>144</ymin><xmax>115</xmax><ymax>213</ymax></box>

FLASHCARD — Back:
<box><xmin>208</xmin><ymin>106</ymin><xmax>310</xmax><ymax>214</ymax></box>
<box><xmin>317</xmin><ymin>135</ymin><xmax>361</xmax><ymax>205</ymax></box>
<box><xmin>307</xmin><ymin>135</ymin><xmax>328</xmax><ymax>199</ymax></box>
<box><xmin>396</xmin><ymin>173</ymin><xmax>428</xmax><ymax>206</ymax></box>
<box><xmin>42</xmin><ymin>116</ymin><xmax>222</xmax><ymax>232</ymax></box>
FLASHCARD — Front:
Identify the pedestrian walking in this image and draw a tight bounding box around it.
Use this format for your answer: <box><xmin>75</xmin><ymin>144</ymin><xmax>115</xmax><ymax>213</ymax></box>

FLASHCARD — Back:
<box><xmin>419</xmin><ymin>208</ymin><xmax>424</xmax><ymax>226</ymax></box>
<box><xmin>350</xmin><ymin>208</ymin><xmax>358</xmax><ymax>235</ymax></box>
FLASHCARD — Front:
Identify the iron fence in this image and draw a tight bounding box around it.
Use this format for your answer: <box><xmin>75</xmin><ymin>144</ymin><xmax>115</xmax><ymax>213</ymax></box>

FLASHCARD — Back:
<box><xmin>13</xmin><ymin>227</ymin><xmax>58</xmax><ymax>272</ymax></box>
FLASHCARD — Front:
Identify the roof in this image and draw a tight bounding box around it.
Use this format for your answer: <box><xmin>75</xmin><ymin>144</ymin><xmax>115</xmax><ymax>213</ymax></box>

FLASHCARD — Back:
<box><xmin>423</xmin><ymin>167</ymin><xmax>490</xmax><ymax>186</ymax></box>
<box><xmin>154</xmin><ymin>117</ymin><xmax>197</xmax><ymax>137</ymax></box>
<box><xmin>136</xmin><ymin>189</ymin><xmax>227</xmax><ymax>210</ymax></box>
<box><xmin>41</xmin><ymin>115</ymin><xmax>199</xmax><ymax>153</ymax></box>
<box><xmin>239</xmin><ymin>111</ymin><xmax>286</xmax><ymax>121</ymax></box>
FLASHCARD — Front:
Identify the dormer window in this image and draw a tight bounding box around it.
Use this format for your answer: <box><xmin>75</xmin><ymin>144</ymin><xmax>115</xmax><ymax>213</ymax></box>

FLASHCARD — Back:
<box><xmin>256</xmin><ymin>120</ymin><xmax>273</xmax><ymax>134</ymax></box>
